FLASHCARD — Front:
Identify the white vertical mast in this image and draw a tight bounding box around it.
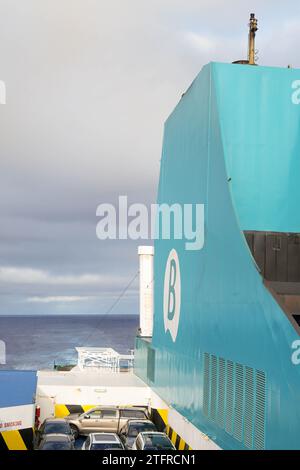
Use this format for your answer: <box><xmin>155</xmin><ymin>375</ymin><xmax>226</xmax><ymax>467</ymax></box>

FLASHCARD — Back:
<box><xmin>138</xmin><ymin>246</ymin><xmax>154</xmax><ymax>337</ymax></box>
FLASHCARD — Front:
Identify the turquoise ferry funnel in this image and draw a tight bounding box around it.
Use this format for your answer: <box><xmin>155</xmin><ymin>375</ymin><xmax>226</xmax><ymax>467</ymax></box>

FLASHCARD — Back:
<box><xmin>135</xmin><ymin>62</ymin><xmax>300</xmax><ymax>450</ymax></box>
<box><xmin>214</xmin><ymin>63</ymin><xmax>300</xmax><ymax>233</ymax></box>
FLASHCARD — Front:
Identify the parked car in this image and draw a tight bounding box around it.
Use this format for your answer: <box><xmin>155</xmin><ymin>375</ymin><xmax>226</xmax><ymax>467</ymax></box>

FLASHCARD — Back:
<box><xmin>132</xmin><ymin>432</ymin><xmax>176</xmax><ymax>450</ymax></box>
<box><xmin>119</xmin><ymin>420</ymin><xmax>157</xmax><ymax>449</ymax></box>
<box><xmin>34</xmin><ymin>418</ymin><xmax>74</xmax><ymax>448</ymax></box>
<box><xmin>82</xmin><ymin>433</ymin><xmax>125</xmax><ymax>450</ymax></box>
<box><xmin>66</xmin><ymin>406</ymin><xmax>149</xmax><ymax>439</ymax></box>
<box><xmin>37</xmin><ymin>434</ymin><xmax>75</xmax><ymax>450</ymax></box>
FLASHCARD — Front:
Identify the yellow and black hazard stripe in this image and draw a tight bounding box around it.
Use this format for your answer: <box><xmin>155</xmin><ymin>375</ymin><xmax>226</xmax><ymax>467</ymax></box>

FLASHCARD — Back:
<box><xmin>166</xmin><ymin>424</ymin><xmax>192</xmax><ymax>450</ymax></box>
<box><xmin>55</xmin><ymin>404</ymin><xmax>94</xmax><ymax>418</ymax></box>
<box><xmin>151</xmin><ymin>408</ymin><xmax>169</xmax><ymax>431</ymax></box>
<box><xmin>151</xmin><ymin>409</ymin><xmax>192</xmax><ymax>450</ymax></box>
<box><xmin>0</xmin><ymin>428</ymin><xmax>34</xmax><ymax>450</ymax></box>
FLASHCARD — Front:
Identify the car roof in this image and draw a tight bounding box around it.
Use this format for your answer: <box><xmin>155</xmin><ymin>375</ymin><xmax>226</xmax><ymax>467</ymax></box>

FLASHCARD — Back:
<box><xmin>127</xmin><ymin>419</ymin><xmax>154</xmax><ymax>425</ymax></box>
<box><xmin>44</xmin><ymin>418</ymin><xmax>67</xmax><ymax>423</ymax></box>
<box><xmin>118</xmin><ymin>406</ymin><xmax>147</xmax><ymax>410</ymax></box>
<box><xmin>87</xmin><ymin>406</ymin><xmax>146</xmax><ymax>411</ymax></box>
<box><xmin>90</xmin><ymin>433</ymin><xmax>120</xmax><ymax>443</ymax></box>
<box><xmin>43</xmin><ymin>434</ymin><xmax>71</xmax><ymax>441</ymax></box>
<box><xmin>140</xmin><ymin>432</ymin><xmax>172</xmax><ymax>441</ymax></box>
<box><xmin>139</xmin><ymin>432</ymin><xmax>175</xmax><ymax>448</ymax></box>
<box><xmin>86</xmin><ymin>407</ymin><xmax>117</xmax><ymax>412</ymax></box>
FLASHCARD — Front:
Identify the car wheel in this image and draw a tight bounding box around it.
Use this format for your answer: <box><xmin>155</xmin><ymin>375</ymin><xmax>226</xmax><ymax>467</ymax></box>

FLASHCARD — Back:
<box><xmin>70</xmin><ymin>424</ymin><xmax>79</xmax><ymax>439</ymax></box>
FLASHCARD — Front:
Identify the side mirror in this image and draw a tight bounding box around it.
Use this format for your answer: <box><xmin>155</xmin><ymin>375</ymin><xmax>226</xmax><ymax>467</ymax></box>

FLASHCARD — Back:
<box><xmin>84</xmin><ymin>415</ymin><xmax>90</xmax><ymax>419</ymax></box>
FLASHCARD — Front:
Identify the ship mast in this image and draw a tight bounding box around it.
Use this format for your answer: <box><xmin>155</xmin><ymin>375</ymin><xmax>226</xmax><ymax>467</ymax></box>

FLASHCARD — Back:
<box><xmin>248</xmin><ymin>13</ymin><xmax>258</xmax><ymax>65</ymax></box>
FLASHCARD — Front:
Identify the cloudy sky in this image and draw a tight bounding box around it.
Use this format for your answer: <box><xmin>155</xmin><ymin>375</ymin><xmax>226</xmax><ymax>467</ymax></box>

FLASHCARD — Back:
<box><xmin>0</xmin><ymin>0</ymin><xmax>299</xmax><ymax>315</ymax></box>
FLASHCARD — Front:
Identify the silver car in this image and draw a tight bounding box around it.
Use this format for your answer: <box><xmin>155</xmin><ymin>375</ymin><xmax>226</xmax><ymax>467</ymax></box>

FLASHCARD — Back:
<box><xmin>132</xmin><ymin>432</ymin><xmax>176</xmax><ymax>450</ymax></box>
<box><xmin>66</xmin><ymin>406</ymin><xmax>149</xmax><ymax>439</ymax></box>
<box><xmin>82</xmin><ymin>433</ymin><xmax>125</xmax><ymax>450</ymax></box>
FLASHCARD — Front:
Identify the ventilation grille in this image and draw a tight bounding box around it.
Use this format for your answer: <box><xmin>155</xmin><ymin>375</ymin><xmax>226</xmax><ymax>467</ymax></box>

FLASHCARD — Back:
<box><xmin>147</xmin><ymin>347</ymin><xmax>155</xmax><ymax>383</ymax></box>
<box><xmin>203</xmin><ymin>353</ymin><xmax>266</xmax><ymax>450</ymax></box>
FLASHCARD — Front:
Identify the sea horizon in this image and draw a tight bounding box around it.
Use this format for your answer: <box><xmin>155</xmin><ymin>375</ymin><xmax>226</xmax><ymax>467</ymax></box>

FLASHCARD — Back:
<box><xmin>0</xmin><ymin>314</ymin><xmax>139</xmax><ymax>370</ymax></box>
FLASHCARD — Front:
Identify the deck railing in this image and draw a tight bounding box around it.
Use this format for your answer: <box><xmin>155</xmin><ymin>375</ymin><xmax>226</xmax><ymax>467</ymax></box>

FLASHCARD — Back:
<box><xmin>75</xmin><ymin>347</ymin><xmax>134</xmax><ymax>372</ymax></box>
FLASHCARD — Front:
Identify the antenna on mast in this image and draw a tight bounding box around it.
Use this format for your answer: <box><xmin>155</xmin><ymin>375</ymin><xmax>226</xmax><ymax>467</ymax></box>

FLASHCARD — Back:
<box><xmin>232</xmin><ymin>13</ymin><xmax>259</xmax><ymax>65</ymax></box>
<box><xmin>248</xmin><ymin>13</ymin><xmax>258</xmax><ymax>65</ymax></box>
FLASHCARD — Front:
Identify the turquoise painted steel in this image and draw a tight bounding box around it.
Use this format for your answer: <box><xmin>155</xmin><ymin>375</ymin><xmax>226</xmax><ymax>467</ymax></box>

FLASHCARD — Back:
<box><xmin>135</xmin><ymin>63</ymin><xmax>300</xmax><ymax>449</ymax></box>
<box><xmin>135</xmin><ymin>336</ymin><xmax>150</xmax><ymax>380</ymax></box>
<box><xmin>214</xmin><ymin>63</ymin><xmax>300</xmax><ymax>233</ymax></box>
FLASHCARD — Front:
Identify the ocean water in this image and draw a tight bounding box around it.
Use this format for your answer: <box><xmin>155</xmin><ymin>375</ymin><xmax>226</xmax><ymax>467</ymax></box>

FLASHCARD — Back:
<box><xmin>0</xmin><ymin>315</ymin><xmax>139</xmax><ymax>370</ymax></box>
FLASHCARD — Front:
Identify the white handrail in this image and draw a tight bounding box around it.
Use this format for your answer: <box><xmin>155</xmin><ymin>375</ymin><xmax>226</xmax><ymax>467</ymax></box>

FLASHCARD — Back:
<box><xmin>75</xmin><ymin>347</ymin><xmax>134</xmax><ymax>372</ymax></box>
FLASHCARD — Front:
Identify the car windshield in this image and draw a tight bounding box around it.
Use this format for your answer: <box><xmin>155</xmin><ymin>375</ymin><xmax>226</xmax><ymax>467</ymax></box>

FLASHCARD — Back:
<box><xmin>91</xmin><ymin>443</ymin><xmax>123</xmax><ymax>450</ymax></box>
<box><xmin>143</xmin><ymin>435</ymin><xmax>174</xmax><ymax>450</ymax></box>
<box><xmin>41</xmin><ymin>441</ymin><xmax>72</xmax><ymax>450</ymax></box>
<box><xmin>44</xmin><ymin>422</ymin><xmax>70</xmax><ymax>434</ymax></box>
<box><xmin>128</xmin><ymin>423</ymin><xmax>156</xmax><ymax>437</ymax></box>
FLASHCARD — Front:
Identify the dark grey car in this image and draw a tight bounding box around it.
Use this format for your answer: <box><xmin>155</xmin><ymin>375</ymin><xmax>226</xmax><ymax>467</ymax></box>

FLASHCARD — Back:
<box><xmin>119</xmin><ymin>420</ymin><xmax>157</xmax><ymax>449</ymax></box>
<box><xmin>34</xmin><ymin>418</ymin><xmax>74</xmax><ymax>448</ymax></box>
<box><xmin>37</xmin><ymin>434</ymin><xmax>75</xmax><ymax>450</ymax></box>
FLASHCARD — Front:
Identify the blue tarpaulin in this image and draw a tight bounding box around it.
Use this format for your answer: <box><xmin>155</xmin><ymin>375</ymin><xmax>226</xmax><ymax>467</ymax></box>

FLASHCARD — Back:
<box><xmin>0</xmin><ymin>370</ymin><xmax>37</xmax><ymax>407</ymax></box>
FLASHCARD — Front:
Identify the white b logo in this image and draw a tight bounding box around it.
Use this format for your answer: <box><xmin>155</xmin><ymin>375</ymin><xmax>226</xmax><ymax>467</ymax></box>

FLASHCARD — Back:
<box><xmin>163</xmin><ymin>249</ymin><xmax>181</xmax><ymax>342</ymax></box>
<box><xmin>292</xmin><ymin>80</ymin><xmax>300</xmax><ymax>105</ymax></box>
<box><xmin>291</xmin><ymin>340</ymin><xmax>300</xmax><ymax>365</ymax></box>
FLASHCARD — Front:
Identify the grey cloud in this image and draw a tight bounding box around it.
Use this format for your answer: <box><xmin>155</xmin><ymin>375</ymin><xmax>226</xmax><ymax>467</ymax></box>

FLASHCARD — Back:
<box><xmin>0</xmin><ymin>0</ymin><xmax>299</xmax><ymax>314</ymax></box>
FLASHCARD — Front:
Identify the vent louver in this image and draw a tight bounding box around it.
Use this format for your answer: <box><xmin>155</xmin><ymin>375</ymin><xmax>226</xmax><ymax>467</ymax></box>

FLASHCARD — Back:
<box><xmin>203</xmin><ymin>353</ymin><xmax>266</xmax><ymax>449</ymax></box>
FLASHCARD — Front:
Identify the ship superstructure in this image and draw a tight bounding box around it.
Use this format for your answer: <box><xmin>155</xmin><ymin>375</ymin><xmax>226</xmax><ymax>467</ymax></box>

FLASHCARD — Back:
<box><xmin>135</xmin><ymin>16</ymin><xmax>300</xmax><ymax>450</ymax></box>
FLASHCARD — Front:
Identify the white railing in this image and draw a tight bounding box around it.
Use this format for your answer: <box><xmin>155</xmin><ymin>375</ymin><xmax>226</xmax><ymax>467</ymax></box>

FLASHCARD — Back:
<box><xmin>75</xmin><ymin>347</ymin><xmax>134</xmax><ymax>372</ymax></box>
